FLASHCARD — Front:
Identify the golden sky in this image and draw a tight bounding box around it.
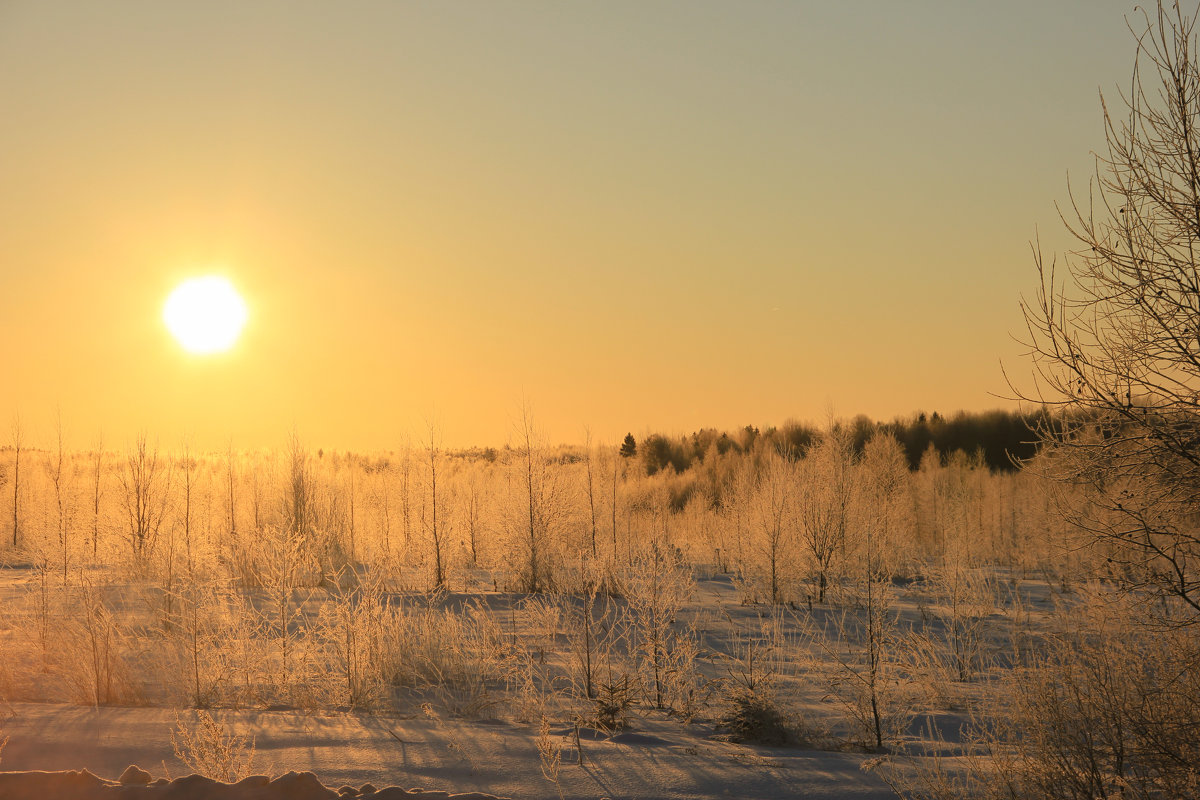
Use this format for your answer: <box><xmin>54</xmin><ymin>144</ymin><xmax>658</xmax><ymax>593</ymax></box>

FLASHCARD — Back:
<box><xmin>0</xmin><ymin>1</ymin><xmax>1143</xmax><ymax>450</ymax></box>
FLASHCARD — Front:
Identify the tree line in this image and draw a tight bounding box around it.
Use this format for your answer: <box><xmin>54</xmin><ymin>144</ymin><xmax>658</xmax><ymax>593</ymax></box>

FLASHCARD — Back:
<box><xmin>629</xmin><ymin>407</ymin><xmax>1048</xmax><ymax>478</ymax></box>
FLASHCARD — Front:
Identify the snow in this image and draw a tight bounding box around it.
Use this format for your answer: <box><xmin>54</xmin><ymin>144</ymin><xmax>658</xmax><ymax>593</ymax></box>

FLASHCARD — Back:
<box><xmin>0</xmin><ymin>702</ymin><xmax>895</xmax><ymax>799</ymax></box>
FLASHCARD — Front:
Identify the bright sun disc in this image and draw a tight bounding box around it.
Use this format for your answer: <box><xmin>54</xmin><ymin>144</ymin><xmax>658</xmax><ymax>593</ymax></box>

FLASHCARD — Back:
<box><xmin>163</xmin><ymin>276</ymin><xmax>248</xmax><ymax>354</ymax></box>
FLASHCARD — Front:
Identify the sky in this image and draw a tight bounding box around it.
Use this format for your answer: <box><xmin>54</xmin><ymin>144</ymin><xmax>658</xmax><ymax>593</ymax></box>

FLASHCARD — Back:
<box><xmin>0</xmin><ymin>1</ymin><xmax>1150</xmax><ymax>451</ymax></box>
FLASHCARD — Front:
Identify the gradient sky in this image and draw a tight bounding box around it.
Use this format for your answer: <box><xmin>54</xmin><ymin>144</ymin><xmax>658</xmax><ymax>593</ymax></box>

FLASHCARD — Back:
<box><xmin>0</xmin><ymin>1</ymin><xmax>1147</xmax><ymax>450</ymax></box>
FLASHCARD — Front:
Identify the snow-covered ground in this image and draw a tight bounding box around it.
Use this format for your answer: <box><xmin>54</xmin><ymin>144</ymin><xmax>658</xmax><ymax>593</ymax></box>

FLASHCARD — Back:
<box><xmin>0</xmin><ymin>555</ymin><xmax>1064</xmax><ymax>799</ymax></box>
<box><xmin>0</xmin><ymin>702</ymin><xmax>895</xmax><ymax>799</ymax></box>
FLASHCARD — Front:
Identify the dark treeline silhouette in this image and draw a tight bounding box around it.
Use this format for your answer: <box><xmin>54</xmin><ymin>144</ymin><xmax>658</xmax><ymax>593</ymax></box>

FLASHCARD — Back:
<box><xmin>877</xmin><ymin>408</ymin><xmax>1049</xmax><ymax>470</ymax></box>
<box><xmin>634</xmin><ymin>408</ymin><xmax>1047</xmax><ymax>477</ymax></box>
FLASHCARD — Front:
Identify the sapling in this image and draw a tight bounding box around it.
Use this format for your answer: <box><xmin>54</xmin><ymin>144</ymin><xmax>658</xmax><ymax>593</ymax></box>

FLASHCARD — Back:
<box><xmin>460</xmin><ymin>465</ymin><xmax>485</xmax><ymax>568</ymax></box>
<box><xmin>609</xmin><ymin>446</ymin><xmax>619</xmax><ymax>559</ymax></box>
<box><xmin>224</xmin><ymin>440</ymin><xmax>237</xmax><ymax>544</ymax></box>
<box><xmin>814</xmin><ymin>468</ymin><xmax>917</xmax><ymax>751</ymax></box>
<box><xmin>422</xmin><ymin>423</ymin><xmax>448</xmax><ymax>590</ymax></box>
<box><xmin>748</xmin><ymin>449</ymin><xmax>799</xmax><ymax>605</ymax></box>
<box><xmin>9</xmin><ymin>414</ymin><xmax>22</xmax><ymax>549</ymax></box>
<box><xmin>399</xmin><ymin>443</ymin><xmax>413</xmax><ymax>550</ymax></box>
<box><xmin>562</xmin><ymin>560</ymin><xmax>611</xmax><ymax>700</ymax></box>
<box><xmin>90</xmin><ymin>435</ymin><xmax>104</xmax><ymax>560</ymax></box>
<box><xmin>119</xmin><ymin>433</ymin><xmax>172</xmax><ymax>568</ymax></box>
<box><xmin>249</xmin><ymin>454</ymin><xmax>263</xmax><ymax>533</ymax></box>
<box><xmin>346</xmin><ymin>455</ymin><xmax>357</xmax><ymax>564</ymax></box>
<box><xmin>624</xmin><ymin>541</ymin><xmax>695</xmax><ymax>711</ymax></box>
<box><xmin>77</xmin><ymin>572</ymin><xmax>120</xmax><ymax>705</ymax></box>
<box><xmin>716</xmin><ymin>608</ymin><xmax>816</xmax><ymax>745</ymax></box>
<box><xmin>798</xmin><ymin>429</ymin><xmax>857</xmax><ymax>603</ymax></box>
<box><xmin>319</xmin><ymin>565</ymin><xmax>387</xmax><ymax>709</ymax></box>
<box><xmin>45</xmin><ymin>411</ymin><xmax>72</xmax><ymax>583</ymax></box>
<box><xmin>535</xmin><ymin>715</ymin><xmax>564</xmax><ymax>798</ymax></box>
<box><xmin>370</xmin><ymin>458</ymin><xmax>393</xmax><ymax>557</ymax></box>
<box><xmin>172</xmin><ymin>577</ymin><xmax>245</xmax><ymax>708</ymax></box>
<box><xmin>516</xmin><ymin>404</ymin><xmax>551</xmax><ymax>592</ymax></box>
<box><xmin>584</xmin><ymin>429</ymin><xmax>599</xmax><ymax>558</ymax></box>
<box><xmin>258</xmin><ymin>526</ymin><xmax>312</xmax><ymax>703</ymax></box>
<box><xmin>179</xmin><ymin>444</ymin><xmax>197</xmax><ymax>579</ymax></box>
<box><xmin>33</xmin><ymin>543</ymin><xmax>52</xmax><ymax>672</ymax></box>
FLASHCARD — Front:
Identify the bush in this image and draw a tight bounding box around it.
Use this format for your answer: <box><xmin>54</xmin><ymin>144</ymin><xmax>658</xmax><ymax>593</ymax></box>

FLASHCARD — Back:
<box><xmin>718</xmin><ymin>689</ymin><xmax>794</xmax><ymax>746</ymax></box>
<box><xmin>983</xmin><ymin>601</ymin><xmax>1200</xmax><ymax>800</ymax></box>
<box><xmin>171</xmin><ymin>710</ymin><xmax>256</xmax><ymax>783</ymax></box>
<box><xmin>878</xmin><ymin>591</ymin><xmax>1200</xmax><ymax>800</ymax></box>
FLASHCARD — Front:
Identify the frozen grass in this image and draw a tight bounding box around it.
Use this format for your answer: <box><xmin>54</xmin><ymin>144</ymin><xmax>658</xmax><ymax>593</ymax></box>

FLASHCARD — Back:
<box><xmin>0</xmin><ymin>437</ymin><xmax>1185</xmax><ymax>798</ymax></box>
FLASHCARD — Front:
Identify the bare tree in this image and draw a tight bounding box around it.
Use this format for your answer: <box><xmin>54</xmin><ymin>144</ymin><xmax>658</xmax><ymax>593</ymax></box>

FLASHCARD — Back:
<box><xmin>858</xmin><ymin>432</ymin><xmax>914</xmax><ymax>573</ymax></box>
<box><xmin>625</xmin><ymin>542</ymin><xmax>695</xmax><ymax>711</ymax></box>
<box><xmin>1017</xmin><ymin>1</ymin><xmax>1200</xmax><ymax>619</ymax></box>
<box><xmin>370</xmin><ymin>457</ymin><xmax>394</xmax><ymax>557</ymax></box>
<box><xmin>519</xmin><ymin>403</ymin><xmax>544</xmax><ymax>592</ymax></box>
<box><xmin>748</xmin><ymin>449</ymin><xmax>798</xmax><ymax>605</ymax></box>
<box><xmin>346</xmin><ymin>454</ymin><xmax>358</xmax><ymax>564</ymax></box>
<box><xmin>797</xmin><ymin>430</ymin><xmax>856</xmax><ymax>603</ymax></box>
<box><xmin>610</xmin><ymin>445</ymin><xmax>621</xmax><ymax>559</ymax></box>
<box><xmin>0</xmin><ymin>460</ymin><xmax>7</xmax><ymax>554</ymax></box>
<box><xmin>179</xmin><ymin>442</ymin><xmax>197</xmax><ymax>577</ymax></box>
<box><xmin>728</xmin><ymin>458</ymin><xmax>755</xmax><ymax>575</ymax></box>
<box><xmin>399</xmin><ymin>441</ymin><xmax>413</xmax><ymax>550</ymax></box>
<box><xmin>46</xmin><ymin>411</ymin><xmax>72</xmax><ymax>582</ymax></box>
<box><xmin>119</xmin><ymin>433</ymin><xmax>172</xmax><ymax>564</ymax></box>
<box><xmin>91</xmin><ymin>434</ymin><xmax>104</xmax><ymax>559</ymax></box>
<box><xmin>460</xmin><ymin>463</ymin><xmax>486</xmax><ymax>567</ymax></box>
<box><xmin>908</xmin><ymin>6</ymin><xmax>1200</xmax><ymax>798</ymax></box>
<box><xmin>584</xmin><ymin>428</ymin><xmax>599</xmax><ymax>558</ymax></box>
<box><xmin>250</xmin><ymin>453</ymin><xmax>263</xmax><ymax>533</ymax></box>
<box><xmin>260</xmin><ymin>525</ymin><xmax>312</xmax><ymax>702</ymax></box>
<box><xmin>509</xmin><ymin>402</ymin><xmax>567</xmax><ymax>593</ymax></box>
<box><xmin>285</xmin><ymin>430</ymin><xmax>312</xmax><ymax>541</ymax></box>
<box><xmin>225</xmin><ymin>439</ymin><xmax>237</xmax><ymax>543</ymax></box>
<box><xmin>564</xmin><ymin>565</ymin><xmax>611</xmax><ymax>701</ymax></box>
<box><xmin>77</xmin><ymin>572</ymin><xmax>120</xmax><ymax>705</ymax></box>
<box><xmin>423</xmin><ymin>422</ymin><xmax>448</xmax><ymax>590</ymax></box>
<box><xmin>9</xmin><ymin>414</ymin><xmax>22</xmax><ymax>548</ymax></box>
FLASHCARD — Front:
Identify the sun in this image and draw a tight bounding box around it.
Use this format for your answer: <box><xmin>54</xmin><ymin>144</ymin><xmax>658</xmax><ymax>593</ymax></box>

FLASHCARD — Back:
<box><xmin>163</xmin><ymin>276</ymin><xmax>248</xmax><ymax>354</ymax></box>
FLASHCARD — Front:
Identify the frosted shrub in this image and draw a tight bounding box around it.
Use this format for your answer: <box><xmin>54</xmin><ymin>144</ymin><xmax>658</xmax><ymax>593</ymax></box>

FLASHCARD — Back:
<box><xmin>166</xmin><ymin>580</ymin><xmax>241</xmax><ymax>708</ymax></box>
<box><xmin>375</xmin><ymin>599</ymin><xmax>510</xmax><ymax>716</ymax></box>
<box><xmin>61</xmin><ymin>576</ymin><xmax>136</xmax><ymax>706</ymax></box>
<box><xmin>316</xmin><ymin>568</ymin><xmax>389</xmax><ymax>710</ymax></box>
<box><xmin>983</xmin><ymin>594</ymin><xmax>1200</xmax><ymax>800</ymax></box>
<box><xmin>171</xmin><ymin>709</ymin><xmax>256</xmax><ymax>783</ymax></box>
<box><xmin>925</xmin><ymin>559</ymin><xmax>998</xmax><ymax>683</ymax></box>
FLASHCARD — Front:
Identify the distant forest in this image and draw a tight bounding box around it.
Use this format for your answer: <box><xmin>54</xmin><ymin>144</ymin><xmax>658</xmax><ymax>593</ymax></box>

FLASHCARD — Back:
<box><xmin>631</xmin><ymin>409</ymin><xmax>1046</xmax><ymax>476</ymax></box>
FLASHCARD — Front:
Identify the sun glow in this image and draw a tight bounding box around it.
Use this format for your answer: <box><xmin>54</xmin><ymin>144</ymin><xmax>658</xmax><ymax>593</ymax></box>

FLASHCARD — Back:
<box><xmin>163</xmin><ymin>276</ymin><xmax>248</xmax><ymax>354</ymax></box>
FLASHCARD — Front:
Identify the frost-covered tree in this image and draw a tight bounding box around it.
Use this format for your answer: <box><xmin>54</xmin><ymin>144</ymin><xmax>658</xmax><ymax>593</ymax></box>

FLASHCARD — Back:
<box><xmin>1019</xmin><ymin>1</ymin><xmax>1200</xmax><ymax>618</ymax></box>
<box><xmin>797</xmin><ymin>428</ymin><xmax>856</xmax><ymax>602</ymax></box>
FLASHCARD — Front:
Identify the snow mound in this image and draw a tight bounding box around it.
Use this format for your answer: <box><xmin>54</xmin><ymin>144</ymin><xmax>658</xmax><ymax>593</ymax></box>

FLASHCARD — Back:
<box><xmin>0</xmin><ymin>768</ymin><xmax>513</xmax><ymax>800</ymax></box>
